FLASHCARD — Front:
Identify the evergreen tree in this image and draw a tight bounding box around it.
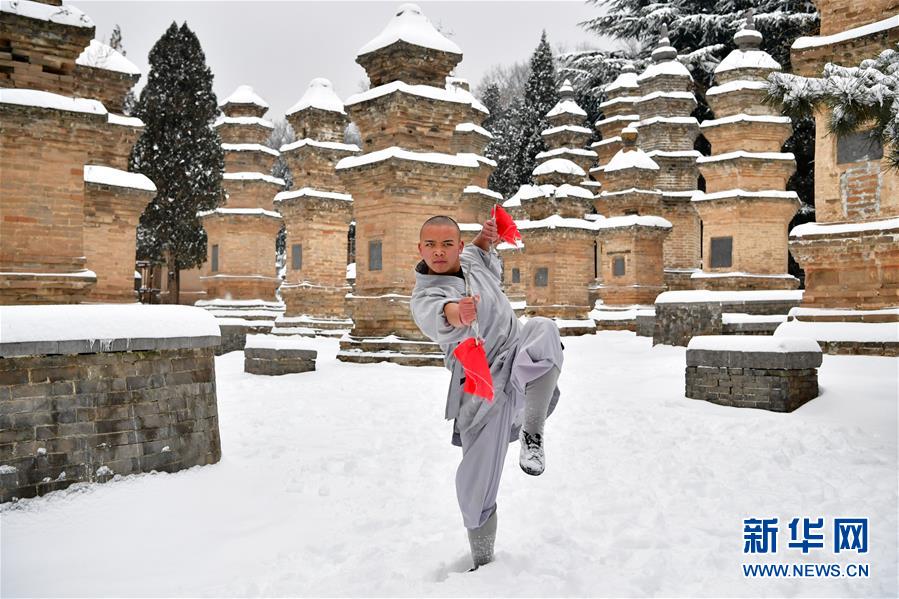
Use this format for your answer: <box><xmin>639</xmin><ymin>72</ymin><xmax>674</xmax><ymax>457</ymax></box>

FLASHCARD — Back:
<box><xmin>266</xmin><ymin>118</ymin><xmax>295</xmax><ymax>191</ymax></box>
<box><xmin>107</xmin><ymin>24</ymin><xmax>137</xmax><ymax>115</ymax></box>
<box><xmin>479</xmin><ymin>83</ymin><xmax>502</xmax><ymax>131</ymax></box>
<box><xmin>518</xmin><ymin>31</ymin><xmax>559</xmax><ymax>188</ymax></box>
<box><xmin>486</xmin><ymin>97</ymin><xmax>527</xmax><ymax>197</ymax></box>
<box><xmin>130</xmin><ymin>22</ymin><xmax>224</xmax><ymax>304</ymax></box>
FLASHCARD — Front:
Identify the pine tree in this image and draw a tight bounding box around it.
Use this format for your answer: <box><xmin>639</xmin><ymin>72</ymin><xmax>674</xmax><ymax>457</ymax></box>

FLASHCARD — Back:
<box><xmin>518</xmin><ymin>31</ymin><xmax>559</xmax><ymax>188</ymax></box>
<box><xmin>479</xmin><ymin>83</ymin><xmax>501</xmax><ymax>131</ymax></box>
<box><xmin>107</xmin><ymin>24</ymin><xmax>137</xmax><ymax>115</ymax></box>
<box><xmin>130</xmin><ymin>22</ymin><xmax>224</xmax><ymax>304</ymax></box>
<box><xmin>486</xmin><ymin>97</ymin><xmax>526</xmax><ymax>197</ymax></box>
<box><xmin>266</xmin><ymin>118</ymin><xmax>295</xmax><ymax>191</ymax></box>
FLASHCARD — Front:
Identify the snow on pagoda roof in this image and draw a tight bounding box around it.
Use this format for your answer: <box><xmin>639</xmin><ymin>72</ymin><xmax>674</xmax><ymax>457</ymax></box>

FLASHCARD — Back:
<box><xmin>599</xmin><ymin>96</ymin><xmax>640</xmax><ymax>109</ymax></box>
<box><xmin>0</xmin><ymin>88</ymin><xmax>106</xmax><ymax>115</ymax></box>
<box><xmin>604</xmin><ymin>148</ymin><xmax>659</xmax><ymax>172</ymax></box>
<box><xmin>286</xmin><ymin>78</ymin><xmax>346</xmax><ymax>116</ymax></box>
<box><xmin>83</xmin><ymin>165</ymin><xmax>156</xmax><ymax>192</ymax></box>
<box><xmin>517</xmin><ymin>215</ymin><xmax>602</xmax><ymax>232</ymax></box>
<box><xmin>213</xmin><ymin>115</ymin><xmax>275</xmax><ymax>129</ymax></box>
<box><xmin>357</xmin><ymin>3</ymin><xmax>462</xmax><ymax>57</ymax></box>
<box><xmin>696</xmin><ymin>150</ymin><xmax>794</xmax><ymax>163</ymax></box>
<box><xmin>107</xmin><ymin>113</ymin><xmax>143</xmax><ymax>127</ymax></box>
<box><xmin>701</xmin><ymin>114</ymin><xmax>791</xmax><ymax>127</ymax></box>
<box><xmin>555</xmin><ymin>183</ymin><xmax>595</xmax><ymax>199</ymax></box>
<box><xmin>637</xmin><ymin>90</ymin><xmax>696</xmax><ymax>103</ymax></box>
<box><xmin>503</xmin><ymin>183</ymin><xmax>594</xmax><ymax>207</ymax></box>
<box><xmin>637</xmin><ymin>59</ymin><xmax>692</xmax><ymax>82</ymax></box>
<box><xmin>792</xmin><ymin>14</ymin><xmax>899</xmax><ymax>50</ymax></box>
<box><xmin>335</xmin><ymin>147</ymin><xmax>492</xmax><ymax>170</ymax></box>
<box><xmin>223</xmin><ymin>172</ymin><xmax>286</xmax><ymax>186</ymax></box>
<box><xmin>646</xmin><ymin>149</ymin><xmax>702</xmax><ymax>159</ymax></box>
<box><xmin>693</xmin><ymin>189</ymin><xmax>799</xmax><ymax>202</ymax></box>
<box><xmin>221</xmin><ymin>143</ymin><xmax>279</xmax><ymax>156</ymax></box>
<box><xmin>197</xmin><ymin>208</ymin><xmax>282</xmax><ymax>219</ymax></box>
<box><xmin>790</xmin><ymin>217</ymin><xmax>899</xmax><ymax>238</ymax></box>
<box><xmin>280</xmin><ymin>138</ymin><xmax>360</xmax><ymax>153</ymax></box>
<box><xmin>715</xmin><ymin>50</ymin><xmax>781</xmax><ymax>74</ymax></box>
<box><xmin>533</xmin><ymin>158</ymin><xmax>586</xmax><ymax>177</ymax></box>
<box><xmin>595</xmin><ymin>114</ymin><xmax>639</xmax><ymax>127</ymax></box>
<box><xmin>462</xmin><ymin>185</ymin><xmax>503</xmax><ymax>200</ymax></box>
<box><xmin>455</xmin><ymin>122</ymin><xmax>493</xmax><ymax>138</ymax></box>
<box><xmin>0</xmin><ymin>0</ymin><xmax>93</xmax><ymax>28</ymax></box>
<box><xmin>634</xmin><ymin>116</ymin><xmax>698</xmax><ymax>128</ymax></box>
<box><xmin>219</xmin><ymin>85</ymin><xmax>270</xmax><ymax>109</ymax></box>
<box><xmin>76</xmin><ymin>39</ymin><xmax>140</xmax><ymax>75</ymax></box>
<box><xmin>595</xmin><ymin>214</ymin><xmax>671</xmax><ymax>230</ymax></box>
<box><xmin>274</xmin><ymin>187</ymin><xmax>353</xmax><ymax>203</ymax></box>
<box><xmin>345</xmin><ymin>80</ymin><xmax>488</xmax><ymax>113</ymax></box>
<box><xmin>547</xmin><ymin>99</ymin><xmax>587</xmax><ymax>118</ymax></box>
<box><xmin>591</xmin><ymin>136</ymin><xmax>621</xmax><ymax>148</ymax></box>
<box><xmin>536</xmin><ymin>147</ymin><xmax>597</xmax><ymax>160</ymax></box>
<box><xmin>541</xmin><ymin>124</ymin><xmax>592</xmax><ymax>136</ymax></box>
<box><xmin>604</xmin><ymin>70</ymin><xmax>639</xmax><ymax>93</ymax></box>
<box><xmin>705</xmin><ymin>79</ymin><xmax>769</xmax><ymax>96</ymax></box>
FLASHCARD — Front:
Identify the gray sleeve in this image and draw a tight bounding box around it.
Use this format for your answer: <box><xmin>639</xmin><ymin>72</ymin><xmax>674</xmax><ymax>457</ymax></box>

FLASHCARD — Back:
<box><xmin>462</xmin><ymin>244</ymin><xmax>502</xmax><ymax>282</ymax></box>
<box><xmin>411</xmin><ymin>288</ymin><xmax>471</xmax><ymax>346</ymax></box>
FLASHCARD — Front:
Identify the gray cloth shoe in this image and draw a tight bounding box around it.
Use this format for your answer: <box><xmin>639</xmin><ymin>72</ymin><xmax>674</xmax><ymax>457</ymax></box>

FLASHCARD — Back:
<box><xmin>466</xmin><ymin>507</ymin><xmax>497</xmax><ymax>571</ymax></box>
<box><xmin>519</xmin><ymin>366</ymin><xmax>560</xmax><ymax>476</ymax></box>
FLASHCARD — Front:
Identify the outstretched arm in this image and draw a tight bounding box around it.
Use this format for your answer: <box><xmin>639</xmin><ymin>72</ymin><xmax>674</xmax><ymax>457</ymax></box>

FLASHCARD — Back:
<box><xmin>443</xmin><ymin>295</ymin><xmax>480</xmax><ymax>328</ymax></box>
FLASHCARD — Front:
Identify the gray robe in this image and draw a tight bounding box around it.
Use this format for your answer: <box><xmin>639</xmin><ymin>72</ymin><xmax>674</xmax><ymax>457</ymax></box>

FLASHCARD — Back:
<box><xmin>411</xmin><ymin>244</ymin><xmax>564</xmax><ymax>529</ymax></box>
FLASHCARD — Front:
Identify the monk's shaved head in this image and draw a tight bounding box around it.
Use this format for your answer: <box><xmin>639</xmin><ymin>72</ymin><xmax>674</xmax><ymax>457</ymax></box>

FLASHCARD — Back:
<box><xmin>419</xmin><ymin>215</ymin><xmax>461</xmax><ymax>240</ymax></box>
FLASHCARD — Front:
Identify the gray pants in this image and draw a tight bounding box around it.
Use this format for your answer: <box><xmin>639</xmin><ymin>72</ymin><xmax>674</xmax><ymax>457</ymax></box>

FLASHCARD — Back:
<box><xmin>454</xmin><ymin>317</ymin><xmax>563</xmax><ymax>529</ymax></box>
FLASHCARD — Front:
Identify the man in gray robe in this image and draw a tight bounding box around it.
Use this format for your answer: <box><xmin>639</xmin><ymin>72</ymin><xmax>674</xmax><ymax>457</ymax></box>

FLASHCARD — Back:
<box><xmin>410</xmin><ymin>215</ymin><xmax>564</xmax><ymax>571</ymax></box>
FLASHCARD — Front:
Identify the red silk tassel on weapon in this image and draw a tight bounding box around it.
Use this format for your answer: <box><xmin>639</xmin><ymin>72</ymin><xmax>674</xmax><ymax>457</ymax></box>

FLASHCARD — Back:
<box><xmin>452</xmin><ymin>337</ymin><xmax>494</xmax><ymax>402</ymax></box>
<box><xmin>491</xmin><ymin>204</ymin><xmax>522</xmax><ymax>246</ymax></box>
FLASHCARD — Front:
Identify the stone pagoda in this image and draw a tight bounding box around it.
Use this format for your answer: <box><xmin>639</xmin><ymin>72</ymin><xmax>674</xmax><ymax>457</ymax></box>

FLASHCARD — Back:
<box><xmin>693</xmin><ymin>16</ymin><xmax>801</xmax><ymax>291</ymax></box>
<box><xmin>274</xmin><ymin>78</ymin><xmax>360</xmax><ymax>336</ymax></box>
<box><xmin>632</xmin><ymin>25</ymin><xmax>702</xmax><ymax>289</ymax></box>
<box><xmin>0</xmin><ymin>0</ymin><xmax>155</xmax><ymax>304</ymax></box>
<box><xmin>593</xmin><ymin>128</ymin><xmax>671</xmax><ymax>307</ymax></box>
<box><xmin>590</xmin><ymin>63</ymin><xmax>641</xmax><ymax>205</ymax></box>
<box><xmin>198</xmin><ymin>85</ymin><xmax>284</xmax><ymax>302</ymax></box>
<box><xmin>500</xmin><ymin>80</ymin><xmax>597</xmax><ymax>333</ymax></box>
<box><xmin>335</xmin><ymin>3</ymin><xmax>494</xmax><ymax>365</ymax></box>
<box><xmin>773</xmin><ymin>0</ymin><xmax>898</xmax><ymax>356</ymax></box>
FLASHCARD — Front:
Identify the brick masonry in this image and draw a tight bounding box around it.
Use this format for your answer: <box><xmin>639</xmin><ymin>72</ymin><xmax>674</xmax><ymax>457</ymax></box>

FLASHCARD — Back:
<box><xmin>654</xmin><ymin>299</ymin><xmax>802</xmax><ymax>346</ymax></box>
<box><xmin>0</xmin><ymin>346</ymin><xmax>222</xmax><ymax>503</ymax></box>
<box><xmin>244</xmin><ymin>346</ymin><xmax>317</xmax><ymax>375</ymax></box>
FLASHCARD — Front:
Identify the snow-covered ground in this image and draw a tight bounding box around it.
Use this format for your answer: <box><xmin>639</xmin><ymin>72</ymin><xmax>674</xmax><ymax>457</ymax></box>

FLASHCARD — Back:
<box><xmin>2</xmin><ymin>332</ymin><xmax>896</xmax><ymax>597</ymax></box>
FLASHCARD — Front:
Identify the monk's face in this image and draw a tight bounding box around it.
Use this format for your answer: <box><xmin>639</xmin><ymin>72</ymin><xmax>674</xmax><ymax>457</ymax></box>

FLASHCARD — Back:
<box><xmin>418</xmin><ymin>224</ymin><xmax>463</xmax><ymax>274</ymax></box>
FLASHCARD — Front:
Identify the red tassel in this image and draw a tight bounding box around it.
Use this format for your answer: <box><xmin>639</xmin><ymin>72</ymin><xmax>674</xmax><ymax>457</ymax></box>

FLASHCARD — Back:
<box><xmin>452</xmin><ymin>337</ymin><xmax>494</xmax><ymax>402</ymax></box>
<box><xmin>492</xmin><ymin>205</ymin><xmax>522</xmax><ymax>246</ymax></box>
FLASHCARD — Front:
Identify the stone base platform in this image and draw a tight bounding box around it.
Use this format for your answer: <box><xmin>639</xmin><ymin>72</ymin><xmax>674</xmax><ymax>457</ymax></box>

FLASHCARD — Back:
<box><xmin>554</xmin><ymin>318</ymin><xmax>597</xmax><ymax>337</ymax></box>
<box><xmin>589</xmin><ymin>304</ymin><xmax>655</xmax><ymax>333</ymax></box>
<box><xmin>244</xmin><ymin>335</ymin><xmax>317</xmax><ymax>375</ymax></box>
<box><xmin>337</xmin><ymin>335</ymin><xmax>444</xmax><ymax>367</ymax></box>
<box><xmin>721</xmin><ymin>313</ymin><xmax>788</xmax><ymax>336</ymax></box>
<box><xmin>0</xmin><ymin>271</ymin><xmax>97</xmax><ymax>305</ymax></box>
<box><xmin>196</xmin><ymin>299</ymin><xmax>285</xmax><ymax>354</ymax></box>
<box><xmin>273</xmin><ymin>315</ymin><xmax>352</xmax><ymax>338</ymax></box>
<box><xmin>685</xmin><ymin>335</ymin><xmax>823</xmax><ymax>412</ymax></box>
<box><xmin>773</xmin><ymin>307</ymin><xmax>898</xmax><ymax>357</ymax></box>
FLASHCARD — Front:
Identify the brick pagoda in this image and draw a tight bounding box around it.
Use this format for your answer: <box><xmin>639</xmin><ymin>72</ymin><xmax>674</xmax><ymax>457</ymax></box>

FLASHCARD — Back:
<box><xmin>335</xmin><ymin>3</ymin><xmax>494</xmax><ymax>365</ymax></box>
<box><xmin>693</xmin><ymin>17</ymin><xmax>801</xmax><ymax>291</ymax></box>
<box><xmin>274</xmin><ymin>78</ymin><xmax>359</xmax><ymax>336</ymax></box>
<box><xmin>198</xmin><ymin>85</ymin><xmax>283</xmax><ymax>302</ymax></box>
<box><xmin>0</xmin><ymin>0</ymin><xmax>155</xmax><ymax>304</ymax></box>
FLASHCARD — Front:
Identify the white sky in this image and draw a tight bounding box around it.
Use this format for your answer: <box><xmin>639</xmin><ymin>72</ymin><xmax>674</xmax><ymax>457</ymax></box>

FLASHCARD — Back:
<box><xmin>76</xmin><ymin>0</ymin><xmax>612</xmax><ymax>120</ymax></box>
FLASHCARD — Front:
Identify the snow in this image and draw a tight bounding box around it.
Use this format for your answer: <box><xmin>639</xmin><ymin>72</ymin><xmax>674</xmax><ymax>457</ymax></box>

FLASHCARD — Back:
<box><xmin>346</xmin><ymin>263</ymin><xmax>356</xmax><ymax>280</ymax></box>
<box><xmin>0</xmin><ymin>0</ymin><xmax>92</xmax><ymax>28</ymax></box>
<box><xmin>457</xmin><ymin>223</ymin><xmax>483</xmax><ymax>233</ymax></box>
<box><xmin>532</xmin><ymin>158</ymin><xmax>585</xmax><ymax>177</ymax></box>
<box><xmin>555</xmin><ymin>319</ymin><xmax>596</xmax><ymax>329</ymax></box>
<box><xmin>546</xmin><ymin>99</ymin><xmax>587</xmax><ymax>118</ymax></box>
<box><xmin>701</xmin><ymin>114</ymin><xmax>791</xmax><ymax>127</ymax></box>
<box><xmin>286</xmin><ymin>78</ymin><xmax>346</xmax><ymax>115</ymax></box>
<box><xmin>604</xmin><ymin>149</ymin><xmax>659</xmax><ymax>173</ymax></box>
<box><xmin>535</xmin><ymin>147</ymin><xmax>597</xmax><ymax>160</ymax></box>
<box><xmin>716</xmin><ymin>50</ymin><xmax>782</xmax><ymax>74</ymax></box>
<box><xmin>505</xmin><ymin>183</ymin><xmax>593</xmax><ymax>206</ymax></box>
<box><xmin>721</xmin><ymin>313</ymin><xmax>788</xmax><ymax>324</ymax></box>
<box><xmin>789</xmin><ymin>307</ymin><xmax>899</xmax><ymax>318</ymax></box>
<box><xmin>197</xmin><ymin>208</ymin><xmax>282</xmax><ymax>219</ymax></box>
<box><xmin>4</xmin><ymin>331</ymin><xmax>894</xmax><ymax>596</ymax></box>
<box><xmin>0</xmin><ymin>270</ymin><xmax>95</xmax><ymax>279</ymax></box>
<box><xmin>223</xmin><ymin>172</ymin><xmax>286</xmax><ymax>187</ymax></box>
<box><xmin>646</xmin><ymin>150</ymin><xmax>702</xmax><ymax>159</ymax></box>
<box><xmin>0</xmin><ymin>304</ymin><xmax>219</xmax><ymax>344</ymax></box>
<box><xmin>516</xmin><ymin>215</ymin><xmax>600</xmax><ymax>232</ymax></box>
<box><xmin>792</xmin><ymin>15</ymin><xmax>899</xmax><ymax>50</ymax></box>
<box><xmin>656</xmin><ymin>289</ymin><xmax>804</xmax><ymax>304</ymax></box>
<box><xmin>638</xmin><ymin>90</ymin><xmax>695</xmax><ymax>103</ymax></box>
<box><xmin>705</xmin><ymin>79</ymin><xmax>769</xmax><ymax>96</ymax></box>
<box><xmin>357</xmin><ymin>3</ymin><xmax>461</xmax><ymax>57</ymax></box>
<box><xmin>280</xmin><ymin>138</ymin><xmax>360</xmax><ymax>153</ymax></box>
<box><xmin>694</xmin><ymin>189</ymin><xmax>800</xmax><ymax>203</ymax></box>
<box><xmin>595</xmin><ymin>215</ymin><xmax>672</xmax><ymax>230</ymax></box>
<box><xmin>595</xmin><ymin>114</ymin><xmax>638</xmax><ymax>127</ymax></box>
<box><xmin>691</xmin><ymin>271</ymin><xmax>796</xmax><ymax>280</ymax></box>
<box><xmin>790</xmin><ymin>217</ymin><xmax>899</xmax><ymax>238</ymax></box>
<box><xmin>83</xmin><ymin>165</ymin><xmax>156</xmax><ymax>192</ymax></box>
<box><xmin>221</xmin><ymin>143</ymin><xmax>280</xmax><ymax>157</ymax></box>
<box><xmin>634</xmin><ymin>116</ymin><xmax>698</xmax><ymax>128</ymax></box>
<box><xmin>335</xmin><ymin>147</ymin><xmax>490</xmax><ymax>170</ymax></box>
<box><xmin>345</xmin><ymin>81</ymin><xmax>487</xmax><ymax>114</ymax></box>
<box><xmin>696</xmin><ymin>151</ymin><xmax>795</xmax><ymax>163</ymax></box>
<box><xmin>0</xmin><ymin>465</ymin><xmax>17</xmax><ymax>474</ymax></box>
<box><xmin>599</xmin><ymin>96</ymin><xmax>639</xmax><ymax>109</ymax></box>
<box><xmin>0</xmin><ymin>88</ymin><xmax>106</xmax><ymax>115</ymax></box>
<box><xmin>213</xmin><ymin>116</ymin><xmax>274</xmax><ymax>129</ymax></box>
<box><xmin>598</xmin><ymin>187</ymin><xmax>662</xmax><ymax>197</ymax></box>
<box><xmin>245</xmin><ymin>334</ymin><xmax>316</xmax><ymax>351</ymax></box>
<box><xmin>195</xmin><ymin>299</ymin><xmax>284</xmax><ymax>309</ymax></box>
<box><xmin>774</xmin><ymin>320</ymin><xmax>899</xmax><ymax>343</ymax></box>
<box><xmin>454</xmin><ymin>123</ymin><xmax>493</xmax><ymax>138</ymax></box>
<box><xmin>107</xmin><ymin>113</ymin><xmax>143</xmax><ymax>127</ymax></box>
<box><xmin>220</xmin><ymin>85</ymin><xmax>269</xmax><ymax>109</ymax></box>
<box><xmin>603</xmin><ymin>71</ymin><xmax>639</xmax><ymax>93</ymax></box>
<box><xmin>274</xmin><ymin>188</ymin><xmax>353</xmax><ymax>203</ymax></box>
<box><xmin>554</xmin><ymin>184</ymin><xmax>594</xmax><ymax>199</ymax></box>
<box><xmin>591</xmin><ymin>136</ymin><xmax>621</xmax><ymax>148</ymax></box>
<box><xmin>541</xmin><ymin>124</ymin><xmax>592</xmax><ymax>136</ymax></box>
<box><xmin>637</xmin><ymin>60</ymin><xmax>692</xmax><ymax>82</ymax></box>
<box><xmin>76</xmin><ymin>39</ymin><xmax>140</xmax><ymax>75</ymax></box>
<box><xmin>462</xmin><ymin>186</ymin><xmax>503</xmax><ymax>200</ymax></box>
<box><xmin>687</xmin><ymin>335</ymin><xmax>821</xmax><ymax>353</ymax></box>
<box><xmin>558</xmin><ymin>79</ymin><xmax>574</xmax><ymax>94</ymax></box>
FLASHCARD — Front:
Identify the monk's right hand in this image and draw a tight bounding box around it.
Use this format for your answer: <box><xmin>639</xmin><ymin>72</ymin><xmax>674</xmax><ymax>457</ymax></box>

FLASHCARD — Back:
<box><xmin>459</xmin><ymin>295</ymin><xmax>479</xmax><ymax>326</ymax></box>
